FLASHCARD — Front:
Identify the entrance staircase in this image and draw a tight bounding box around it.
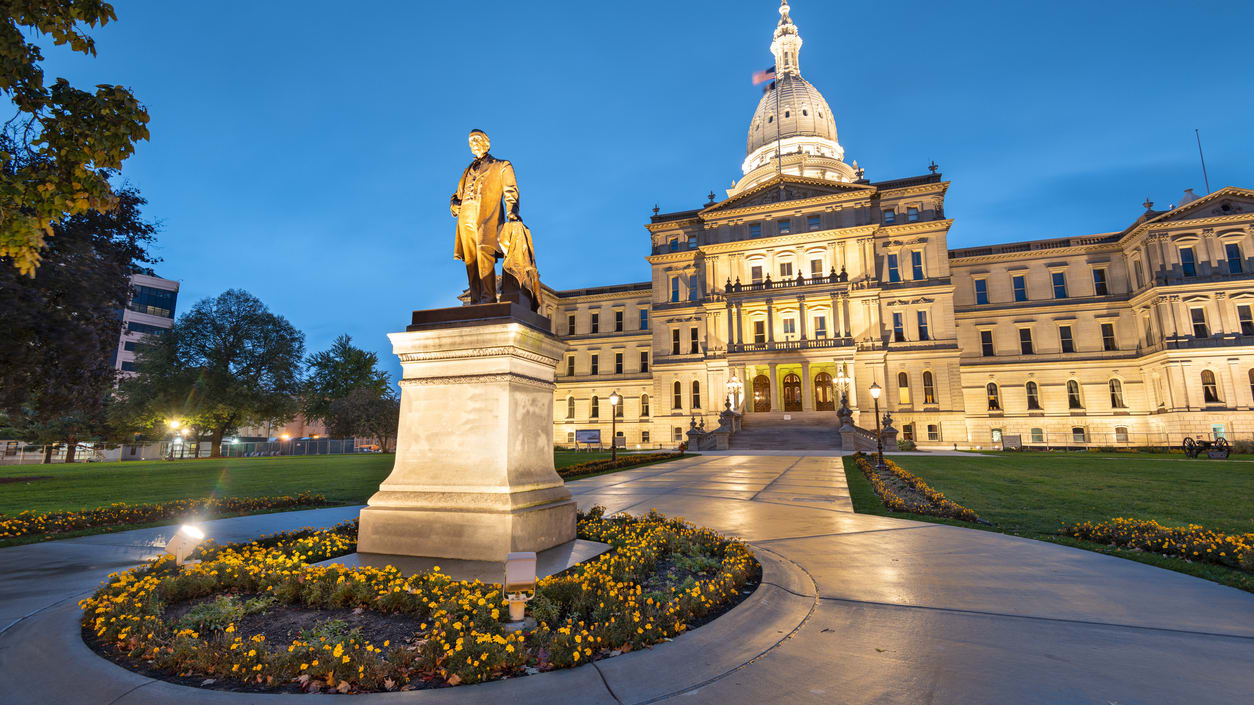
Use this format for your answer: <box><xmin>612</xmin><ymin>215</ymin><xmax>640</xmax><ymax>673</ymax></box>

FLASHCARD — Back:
<box><xmin>730</xmin><ymin>412</ymin><xmax>843</xmax><ymax>450</ymax></box>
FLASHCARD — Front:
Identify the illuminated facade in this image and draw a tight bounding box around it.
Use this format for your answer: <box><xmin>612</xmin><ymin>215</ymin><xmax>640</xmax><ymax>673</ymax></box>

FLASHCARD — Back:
<box><xmin>544</xmin><ymin>2</ymin><xmax>1254</xmax><ymax>449</ymax></box>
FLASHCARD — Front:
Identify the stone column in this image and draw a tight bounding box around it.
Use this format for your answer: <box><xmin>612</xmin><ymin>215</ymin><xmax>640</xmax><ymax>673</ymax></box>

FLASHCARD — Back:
<box><xmin>1214</xmin><ymin>293</ymin><xmax>1231</xmax><ymax>336</ymax></box>
<box><xmin>799</xmin><ymin>297</ymin><xmax>808</xmax><ymax>340</ymax></box>
<box><xmin>843</xmin><ymin>295</ymin><xmax>853</xmax><ymax>337</ymax></box>
<box><xmin>769</xmin><ymin>362</ymin><xmax>780</xmax><ymax>411</ymax></box>
<box><xmin>801</xmin><ymin>360</ymin><xmax>813</xmax><ymax>410</ymax></box>
<box><xmin>766</xmin><ymin>299</ymin><xmax>776</xmax><ymax>343</ymax></box>
<box><xmin>831</xmin><ymin>293</ymin><xmax>843</xmax><ymax>339</ymax></box>
<box><xmin>726</xmin><ymin>301</ymin><xmax>735</xmax><ymax>349</ymax></box>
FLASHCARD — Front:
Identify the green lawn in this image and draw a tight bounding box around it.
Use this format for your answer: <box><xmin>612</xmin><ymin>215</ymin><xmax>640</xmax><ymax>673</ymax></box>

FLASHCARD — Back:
<box><xmin>843</xmin><ymin>453</ymin><xmax>1254</xmax><ymax>591</ymax></box>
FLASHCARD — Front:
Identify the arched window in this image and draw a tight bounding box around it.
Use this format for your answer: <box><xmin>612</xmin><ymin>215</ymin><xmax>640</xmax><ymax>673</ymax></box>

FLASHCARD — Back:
<box><xmin>1249</xmin><ymin>370</ymin><xmax>1254</xmax><ymax>402</ymax></box>
<box><xmin>814</xmin><ymin>372</ymin><xmax>834</xmax><ymax>411</ymax></box>
<box><xmin>986</xmin><ymin>382</ymin><xmax>1001</xmax><ymax>411</ymax></box>
<box><xmin>897</xmin><ymin>372</ymin><xmax>911</xmax><ymax>404</ymax></box>
<box><xmin>566</xmin><ymin>396</ymin><xmax>575</xmax><ymax>419</ymax></box>
<box><xmin>1067</xmin><ymin>380</ymin><xmax>1083</xmax><ymax>409</ymax></box>
<box><xmin>1108</xmin><ymin>379</ymin><xmax>1126</xmax><ymax>408</ymax></box>
<box><xmin>590</xmin><ymin>395</ymin><xmax>600</xmax><ymax>418</ymax></box>
<box><xmin>1026</xmin><ymin>381</ymin><xmax>1041</xmax><ymax>410</ymax></box>
<box><xmin>615</xmin><ymin>396</ymin><xmax>624</xmax><ymax>417</ymax></box>
<box><xmin>673</xmin><ymin>381</ymin><xmax>683</xmax><ymax>409</ymax></box>
<box><xmin>691</xmin><ymin>381</ymin><xmax>701</xmax><ymax>409</ymax></box>
<box><xmin>1201</xmin><ymin>370</ymin><xmax>1221</xmax><ymax>403</ymax></box>
<box><xmin>922</xmin><ymin>371</ymin><xmax>935</xmax><ymax>405</ymax></box>
<box><xmin>1072</xmin><ymin>426</ymin><xmax>1087</xmax><ymax>443</ymax></box>
<box><xmin>753</xmin><ymin>374</ymin><xmax>771</xmax><ymax>412</ymax></box>
<box><xmin>640</xmin><ymin>394</ymin><xmax>650</xmax><ymax>417</ymax></box>
<box><xmin>1115</xmin><ymin>426</ymin><xmax>1129</xmax><ymax>443</ymax></box>
<box><xmin>1030</xmin><ymin>428</ymin><xmax>1044</xmax><ymax>443</ymax></box>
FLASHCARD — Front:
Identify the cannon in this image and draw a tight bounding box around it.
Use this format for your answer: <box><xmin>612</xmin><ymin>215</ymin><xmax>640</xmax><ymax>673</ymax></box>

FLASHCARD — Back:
<box><xmin>1182</xmin><ymin>436</ymin><xmax>1230</xmax><ymax>459</ymax></box>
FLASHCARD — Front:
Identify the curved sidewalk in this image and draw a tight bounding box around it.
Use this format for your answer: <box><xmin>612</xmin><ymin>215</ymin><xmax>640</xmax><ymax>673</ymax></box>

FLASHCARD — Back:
<box><xmin>1</xmin><ymin>454</ymin><xmax>1252</xmax><ymax>704</ymax></box>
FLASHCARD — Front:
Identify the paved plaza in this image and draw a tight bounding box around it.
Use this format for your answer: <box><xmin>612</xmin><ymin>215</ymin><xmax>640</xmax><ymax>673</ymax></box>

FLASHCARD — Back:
<box><xmin>1</xmin><ymin>454</ymin><xmax>1251</xmax><ymax>704</ymax></box>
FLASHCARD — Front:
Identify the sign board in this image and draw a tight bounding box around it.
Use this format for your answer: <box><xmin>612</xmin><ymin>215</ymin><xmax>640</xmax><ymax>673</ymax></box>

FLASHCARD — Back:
<box><xmin>614</xmin><ymin>435</ymin><xmax>626</xmax><ymax>448</ymax></box>
<box><xmin>575</xmin><ymin>429</ymin><xmax>601</xmax><ymax>444</ymax></box>
<box><xmin>1002</xmin><ymin>434</ymin><xmax>1022</xmax><ymax>449</ymax></box>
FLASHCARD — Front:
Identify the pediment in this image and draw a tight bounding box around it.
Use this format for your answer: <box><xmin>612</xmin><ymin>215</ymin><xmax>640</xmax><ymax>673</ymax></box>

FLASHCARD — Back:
<box><xmin>704</xmin><ymin>176</ymin><xmax>871</xmax><ymax>215</ymax></box>
<box><xmin>1157</xmin><ymin>188</ymin><xmax>1254</xmax><ymax>223</ymax></box>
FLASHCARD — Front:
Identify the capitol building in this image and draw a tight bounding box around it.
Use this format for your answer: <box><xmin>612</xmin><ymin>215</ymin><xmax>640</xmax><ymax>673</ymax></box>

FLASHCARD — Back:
<box><xmin>541</xmin><ymin>2</ymin><xmax>1254</xmax><ymax>450</ymax></box>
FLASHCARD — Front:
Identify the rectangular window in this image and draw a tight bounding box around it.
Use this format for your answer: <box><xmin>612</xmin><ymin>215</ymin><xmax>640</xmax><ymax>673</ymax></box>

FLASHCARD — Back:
<box><xmin>1101</xmin><ymin>322</ymin><xmax>1117</xmax><ymax>351</ymax></box>
<box><xmin>902</xmin><ymin>423</ymin><xmax>915</xmax><ymax>441</ymax></box>
<box><xmin>120</xmin><ymin>360</ymin><xmax>136</xmax><ymax>372</ymax></box>
<box><xmin>750</xmin><ymin>265</ymin><xmax>764</xmax><ymax>283</ymax></box>
<box><xmin>1134</xmin><ymin>258</ymin><xmax>1146</xmax><ymax>289</ymax></box>
<box><xmin>887</xmin><ymin>254</ymin><xmax>900</xmax><ymax>283</ymax></box>
<box><xmin>1012</xmin><ymin>275</ymin><xmax>1027</xmax><ymax>302</ymax></box>
<box><xmin>782</xmin><ymin>318</ymin><xmax>797</xmax><ymax>338</ymax></box>
<box><xmin>907</xmin><ymin>206</ymin><xmax>919</xmax><ymax>222</ymax></box>
<box><xmin>123</xmin><ymin>341</ymin><xmax>138</xmax><ymax>352</ymax></box>
<box><xmin>892</xmin><ymin>312</ymin><xmax>905</xmax><ymax>342</ymax></box>
<box><xmin>807</xmin><ymin>215</ymin><xmax>821</xmax><ymax>231</ymax></box>
<box><xmin>641</xmin><ymin>430</ymin><xmax>650</xmax><ymax>443</ymax></box>
<box><xmin>615</xmin><ymin>310</ymin><xmax>623</xmax><ymax>332</ymax></box>
<box><xmin>689</xmin><ymin>274</ymin><xmax>699</xmax><ymax>301</ymax></box>
<box><xmin>641</xmin><ymin>395</ymin><xmax>650</xmax><ymax>416</ymax></box>
<box><xmin>974</xmin><ymin>278</ymin><xmax>988</xmax><ymax>305</ymax></box>
<box><xmin>754</xmin><ymin>320</ymin><xmax>766</xmax><ymax>344</ymax></box>
<box><xmin>567</xmin><ymin>356</ymin><xmax>575</xmax><ymax>377</ymax></box>
<box><xmin>128</xmin><ymin>285</ymin><xmax>177</xmax><ymax>318</ymax></box>
<box><xmin>778</xmin><ymin>219</ymin><xmax>792</xmax><ymax>235</ymax></box>
<box><xmin>1226</xmin><ymin>243</ymin><xmax>1243</xmax><ymax>274</ymax></box>
<box><xmin>673</xmin><ymin>426</ymin><xmax>683</xmax><ymax>441</ymax></box>
<box><xmin>883</xmin><ymin>209</ymin><xmax>896</xmax><ymax>224</ymax></box>
<box><xmin>814</xmin><ymin>315</ymin><xmax>827</xmax><ymax>338</ymax></box>
<box><xmin>980</xmin><ymin>330</ymin><xmax>994</xmax><ymax>357</ymax></box>
<box><xmin>590</xmin><ymin>354</ymin><xmax>599</xmax><ymax>375</ymax></box>
<box><xmin>1059</xmin><ymin>325</ymin><xmax>1075</xmax><ymax>353</ymax></box>
<box><xmin>639</xmin><ymin>308</ymin><xmax>648</xmax><ymax>329</ymax></box>
<box><xmin>670</xmin><ymin>277</ymin><xmax>680</xmax><ymax>303</ymax></box>
<box><xmin>927</xmin><ymin>424</ymin><xmax>940</xmax><ymax>441</ymax></box>
<box><xmin>1019</xmin><ymin>328</ymin><xmax>1034</xmax><ymax>355</ymax></box>
<box><xmin>591</xmin><ymin>313</ymin><xmax>600</xmax><ymax>333</ymax></box>
<box><xmin>917</xmin><ymin>311</ymin><xmax>930</xmax><ymax>341</ymax></box>
<box><xmin>687</xmin><ymin>235</ymin><xmax>697</xmax><ymax>249</ymax></box>
<box><xmin>779</xmin><ymin>261</ymin><xmax>793</xmax><ymax>278</ymax></box>
<box><xmin>567</xmin><ymin>431</ymin><xmax>575</xmax><ymax>444</ymax></box>
<box><xmin>1180</xmin><ymin>247</ymin><xmax>1196</xmax><ymax>277</ymax></box>
<box><xmin>1092</xmin><ymin>268</ymin><xmax>1109</xmax><ymax>296</ymax></box>
<box><xmin>614</xmin><ymin>352</ymin><xmax>623</xmax><ymax>374</ymax></box>
<box><xmin>689</xmin><ymin>326</ymin><xmax>699</xmax><ymax>354</ymax></box>
<box><xmin>640</xmin><ymin>351</ymin><xmax>649</xmax><ymax>372</ymax></box>
<box><xmin>567</xmin><ymin>314</ymin><xmax>576</xmax><ymax>335</ymax></box>
<box><xmin>591</xmin><ymin>398</ymin><xmax>600</xmax><ymax>418</ymax></box>
<box><xmin>668</xmin><ymin>239</ymin><xmax>679</xmax><ymax>252</ymax></box>
<box><xmin>671</xmin><ymin>329</ymin><xmax>680</xmax><ymax>355</ymax></box>
<box><xmin>1052</xmin><ymin>271</ymin><xmax>1068</xmax><ymax>298</ymax></box>
<box><xmin>749</xmin><ymin>223</ymin><xmax>761</xmax><ymax>238</ymax></box>
<box><xmin>810</xmin><ymin>259</ymin><xmax>824</xmax><ymax>277</ymax></box>
<box><xmin>1191</xmin><ymin>308</ymin><xmax>1209</xmax><ymax>338</ymax></box>
<box><xmin>911</xmin><ymin>250</ymin><xmax>924</xmax><ymax>280</ymax></box>
<box><xmin>1238</xmin><ymin>305</ymin><xmax>1254</xmax><ymax>336</ymax></box>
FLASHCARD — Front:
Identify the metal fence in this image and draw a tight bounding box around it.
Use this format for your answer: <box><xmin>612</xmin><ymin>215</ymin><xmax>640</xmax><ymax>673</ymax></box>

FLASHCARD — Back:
<box><xmin>216</xmin><ymin>439</ymin><xmax>367</xmax><ymax>457</ymax></box>
<box><xmin>0</xmin><ymin>438</ymin><xmax>374</xmax><ymax>464</ymax></box>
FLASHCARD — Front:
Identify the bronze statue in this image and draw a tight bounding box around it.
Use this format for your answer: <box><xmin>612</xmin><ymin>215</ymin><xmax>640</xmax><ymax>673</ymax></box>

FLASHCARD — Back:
<box><xmin>450</xmin><ymin>129</ymin><xmax>540</xmax><ymax>310</ymax></box>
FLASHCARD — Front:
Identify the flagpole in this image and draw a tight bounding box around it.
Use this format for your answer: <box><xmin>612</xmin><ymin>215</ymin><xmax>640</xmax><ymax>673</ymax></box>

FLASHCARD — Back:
<box><xmin>1195</xmin><ymin>128</ymin><xmax>1211</xmax><ymax>195</ymax></box>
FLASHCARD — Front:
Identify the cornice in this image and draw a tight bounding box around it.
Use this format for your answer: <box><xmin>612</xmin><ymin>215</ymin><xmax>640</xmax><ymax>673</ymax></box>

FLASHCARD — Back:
<box><xmin>551</xmin><ymin>288</ymin><xmax>653</xmax><ymax>304</ymax></box>
<box><xmin>877</xmin><ymin>181</ymin><xmax>951</xmax><ymax>198</ymax></box>
<box><xmin>646</xmin><ymin>251</ymin><xmax>700</xmax><ymax>265</ymax></box>
<box><xmin>698</xmin><ymin>225</ymin><xmax>879</xmax><ymax>255</ymax></box>
<box><xmin>876</xmin><ymin>219</ymin><xmax>954</xmax><ymax>238</ymax></box>
<box><xmin>700</xmin><ymin>188</ymin><xmax>874</xmax><ymax>222</ymax></box>
<box><xmin>949</xmin><ymin>241</ymin><xmax>1120</xmax><ymax>265</ymax></box>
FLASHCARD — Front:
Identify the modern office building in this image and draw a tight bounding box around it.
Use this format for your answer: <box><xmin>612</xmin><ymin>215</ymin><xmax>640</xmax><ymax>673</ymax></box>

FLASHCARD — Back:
<box><xmin>114</xmin><ymin>272</ymin><xmax>180</xmax><ymax>374</ymax></box>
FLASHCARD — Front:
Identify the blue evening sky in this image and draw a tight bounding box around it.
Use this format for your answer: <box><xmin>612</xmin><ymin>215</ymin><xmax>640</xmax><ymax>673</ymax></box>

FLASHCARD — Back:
<box><xmin>36</xmin><ymin>1</ymin><xmax>1254</xmax><ymax>383</ymax></box>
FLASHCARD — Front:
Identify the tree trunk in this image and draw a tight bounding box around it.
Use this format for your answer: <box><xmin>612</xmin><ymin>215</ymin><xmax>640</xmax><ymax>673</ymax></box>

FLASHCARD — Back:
<box><xmin>43</xmin><ymin>444</ymin><xmax>55</xmax><ymax>464</ymax></box>
<box><xmin>210</xmin><ymin>427</ymin><xmax>225</xmax><ymax>458</ymax></box>
<box><xmin>64</xmin><ymin>435</ymin><xmax>78</xmax><ymax>463</ymax></box>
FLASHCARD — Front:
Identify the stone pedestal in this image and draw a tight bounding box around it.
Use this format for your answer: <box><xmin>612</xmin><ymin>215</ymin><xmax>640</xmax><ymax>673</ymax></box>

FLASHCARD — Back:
<box><xmin>357</xmin><ymin>303</ymin><xmax>576</xmax><ymax>562</ymax></box>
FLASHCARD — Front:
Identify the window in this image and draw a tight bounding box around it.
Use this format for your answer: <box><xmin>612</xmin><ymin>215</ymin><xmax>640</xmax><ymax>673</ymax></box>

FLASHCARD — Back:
<box><xmin>974</xmin><ymin>278</ymin><xmax>988</xmax><ymax>305</ymax></box>
<box><xmin>1012</xmin><ymin>275</ymin><xmax>1027</xmax><ymax>302</ymax></box>
<box><xmin>927</xmin><ymin>424</ymin><xmax>940</xmax><ymax>441</ymax></box>
<box><xmin>1249</xmin><ymin>369</ymin><xmax>1254</xmax><ymax>401</ymax></box>
<box><xmin>641</xmin><ymin>430</ymin><xmax>650</xmax><ymax>443</ymax></box>
<box><xmin>1071</xmin><ymin>427</ymin><xmax>1087</xmax><ymax>443</ymax></box>
<box><xmin>1052</xmin><ymin>271</ymin><xmax>1068</xmax><ymax>298</ymax></box>
<box><xmin>1115</xmin><ymin>427</ymin><xmax>1129</xmax><ymax>444</ymax></box>
<box><xmin>1134</xmin><ymin>258</ymin><xmax>1146</xmax><ymax>289</ymax></box>
<box><xmin>1226</xmin><ymin>243</ymin><xmax>1243</xmax><ymax>274</ymax></box>
<box><xmin>814</xmin><ymin>315</ymin><xmax>828</xmax><ymax>338</ymax></box>
<box><xmin>907</xmin><ymin>206</ymin><xmax>919</xmax><ymax>222</ymax></box>
<box><xmin>1026</xmin><ymin>381</ymin><xmax>1041</xmax><ymax>410</ymax></box>
<box><xmin>567</xmin><ymin>314</ymin><xmax>576</xmax><ymax>335</ymax></box>
<box><xmin>1109</xmin><ymin>379</ymin><xmax>1126</xmax><ymax>408</ymax></box>
<box><xmin>992</xmin><ymin>428</ymin><xmax>1003</xmax><ymax>444</ymax></box>
<box><xmin>566</xmin><ymin>356</ymin><xmax>575</xmax><ymax>377</ymax></box>
<box><xmin>750</xmin><ymin>265</ymin><xmax>764</xmax><ymax>283</ymax></box>
<box><xmin>783</xmin><ymin>318</ymin><xmax>797</xmax><ymax>339</ymax></box>
<box><xmin>1213</xmin><ymin>424</ymin><xmax>1227</xmax><ymax>440</ymax></box>
<box><xmin>1059</xmin><ymin>325</ymin><xmax>1075</xmax><ymax>353</ymax></box>
<box><xmin>1067</xmin><ymin>380</ymin><xmax>1083</xmax><ymax>409</ymax></box>
<box><xmin>590</xmin><ymin>354</ymin><xmax>599</xmax><ymax>375</ymax></box>
<box><xmin>749</xmin><ymin>223</ymin><xmax>761</xmax><ymax>238</ymax></box>
<box><xmin>567</xmin><ymin>431</ymin><xmax>575</xmax><ymax>444</ymax></box>
<box><xmin>810</xmin><ymin>259</ymin><xmax>824</xmax><ymax>277</ymax></box>
<box><xmin>641</xmin><ymin>394</ymin><xmax>650</xmax><ymax>417</ymax></box>
<box><xmin>672</xmin><ymin>329</ymin><xmax>680</xmax><ymax>355</ymax></box>
<box><xmin>614</xmin><ymin>352</ymin><xmax>623</xmax><ymax>374</ymax></box>
<box><xmin>591</xmin><ymin>313</ymin><xmax>599</xmax><ymax>333</ymax></box>
<box><xmin>120</xmin><ymin>361</ymin><xmax>136</xmax><ymax>372</ymax></box>
<box><xmin>1030</xmin><ymin>428</ymin><xmax>1044</xmax><ymax>443</ymax></box>
<box><xmin>692</xmin><ymin>381</ymin><xmax>701</xmax><ymax>409</ymax></box>
<box><xmin>980</xmin><ymin>330</ymin><xmax>994</xmax><ymax>357</ymax></box>
<box><xmin>883</xmin><ymin>209</ymin><xmax>896</xmax><ymax>224</ymax></box>
<box><xmin>1201</xmin><ymin>370</ymin><xmax>1221</xmax><ymax>403</ymax></box>
<box><xmin>640</xmin><ymin>308</ymin><xmax>649</xmax><ymax>330</ymax></box>
<box><xmin>1101</xmin><ymin>323</ymin><xmax>1117</xmax><ymax>351</ymax></box>
<box><xmin>911</xmin><ymin>250</ymin><xmax>924</xmax><ymax>280</ymax></box>
<box><xmin>897</xmin><ymin>372</ymin><xmax>911</xmax><ymax>405</ymax></box>
<box><xmin>566</xmin><ymin>397</ymin><xmax>575</xmax><ymax>419</ymax></box>
<box><xmin>753</xmin><ymin>320</ymin><xmax>766</xmax><ymax>344</ymax></box>
<box><xmin>778</xmin><ymin>219</ymin><xmax>792</xmax><ymax>235</ymax></box>
<box><xmin>590</xmin><ymin>396</ymin><xmax>600</xmax><ymax>418</ymax></box>
<box><xmin>128</xmin><ymin>285</ymin><xmax>177</xmax><ymax>318</ymax></box>
<box><xmin>640</xmin><ymin>351</ymin><xmax>649</xmax><ymax>372</ymax></box>
<box><xmin>668</xmin><ymin>239</ymin><xmax>679</xmax><ymax>252</ymax></box>
<box><xmin>1090</xmin><ymin>268</ymin><xmax>1108</xmax><ymax>296</ymax></box>
<box><xmin>1019</xmin><ymin>328</ymin><xmax>1034</xmax><ymax>355</ymax></box>
<box><xmin>127</xmin><ymin>321</ymin><xmax>167</xmax><ymax>335</ymax></box>
<box><xmin>917</xmin><ymin>310</ymin><xmax>930</xmax><ymax>341</ymax></box>
<box><xmin>807</xmin><ymin>215</ymin><xmax>821</xmax><ymax>231</ymax></box>
<box><xmin>986</xmin><ymin>383</ymin><xmax>1001</xmax><ymax>411</ymax></box>
<box><xmin>670</xmin><ymin>277</ymin><xmax>680</xmax><ymax>303</ymax></box>
<box><xmin>687</xmin><ymin>235</ymin><xmax>697</xmax><ymax>250</ymax></box>
<box><xmin>673</xmin><ymin>427</ymin><xmax>683</xmax><ymax>441</ymax></box>
<box><xmin>892</xmin><ymin>312</ymin><xmax>905</xmax><ymax>342</ymax></box>
<box><xmin>689</xmin><ymin>326</ymin><xmax>699</xmax><ymax>354</ymax></box>
<box><xmin>689</xmin><ymin>274</ymin><xmax>699</xmax><ymax>301</ymax></box>
<box><xmin>1191</xmin><ymin>308</ymin><xmax>1209</xmax><ymax>338</ymax></box>
<box><xmin>779</xmin><ymin>261</ymin><xmax>793</xmax><ymax>278</ymax></box>
<box><xmin>615</xmin><ymin>310</ymin><xmax>623</xmax><ymax>332</ymax></box>
<box><xmin>123</xmin><ymin>341</ymin><xmax>138</xmax><ymax>352</ymax></box>
<box><xmin>615</xmin><ymin>398</ymin><xmax>624</xmax><ymax>417</ymax></box>
<box><xmin>922</xmin><ymin>371</ymin><xmax>935</xmax><ymax>404</ymax></box>
<box><xmin>1240</xmin><ymin>305</ymin><xmax>1254</xmax><ymax>336</ymax></box>
<box><xmin>887</xmin><ymin>254</ymin><xmax>900</xmax><ymax>283</ymax></box>
<box><xmin>902</xmin><ymin>423</ymin><xmax>915</xmax><ymax>441</ymax></box>
<box><xmin>1180</xmin><ymin>246</ymin><xmax>1196</xmax><ymax>277</ymax></box>
<box><xmin>673</xmin><ymin>381</ymin><xmax>683</xmax><ymax>409</ymax></box>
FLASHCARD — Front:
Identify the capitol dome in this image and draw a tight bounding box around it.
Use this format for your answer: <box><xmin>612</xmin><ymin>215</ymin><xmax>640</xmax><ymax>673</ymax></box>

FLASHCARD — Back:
<box><xmin>733</xmin><ymin>2</ymin><xmax>856</xmax><ymax>195</ymax></box>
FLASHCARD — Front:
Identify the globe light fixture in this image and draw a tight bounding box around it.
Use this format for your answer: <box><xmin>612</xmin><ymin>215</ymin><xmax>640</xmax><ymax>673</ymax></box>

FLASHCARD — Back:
<box><xmin>608</xmin><ymin>390</ymin><xmax>622</xmax><ymax>461</ymax></box>
<box><xmin>164</xmin><ymin>524</ymin><xmax>206</xmax><ymax>566</ymax></box>
<box><xmin>726</xmin><ymin>375</ymin><xmax>744</xmax><ymax>409</ymax></box>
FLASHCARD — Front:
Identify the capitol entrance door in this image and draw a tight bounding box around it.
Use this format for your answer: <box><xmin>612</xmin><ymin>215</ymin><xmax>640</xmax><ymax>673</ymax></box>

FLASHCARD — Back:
<box><xmin>782</xmin><ymin>373</ymin><xmax>802</xmax><ymax>411</ymax></box>
<box><xmin>752</xmin><ymin>375</ymin><xmax>771</xmax><ymax>412</ymax></box>
<box><xmin>814</xmin><ymin>372</ymin><xmax>835</xmax><ymax>411</ymax></box>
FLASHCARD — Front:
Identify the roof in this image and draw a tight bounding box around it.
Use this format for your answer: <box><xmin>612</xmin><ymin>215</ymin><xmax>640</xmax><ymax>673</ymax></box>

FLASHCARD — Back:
<box><xmin>551</xmin><ymin>281</ymin><xmax>652</xmax><ymax>298</ymax></box>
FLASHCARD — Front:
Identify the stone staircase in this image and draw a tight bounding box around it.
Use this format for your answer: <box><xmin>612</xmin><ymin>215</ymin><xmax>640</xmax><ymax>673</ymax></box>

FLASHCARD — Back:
<box><xmin>730</xmin><ymin>412</ymin><xmax>843</xmax><ymax>450</ymax></box>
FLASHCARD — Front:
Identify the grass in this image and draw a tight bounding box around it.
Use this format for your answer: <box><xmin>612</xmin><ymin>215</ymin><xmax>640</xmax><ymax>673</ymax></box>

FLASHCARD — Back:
<box><xmin>842</xmin><ymin>453</ymin><xmax>1254</xmax><ymax>592</ymax></box>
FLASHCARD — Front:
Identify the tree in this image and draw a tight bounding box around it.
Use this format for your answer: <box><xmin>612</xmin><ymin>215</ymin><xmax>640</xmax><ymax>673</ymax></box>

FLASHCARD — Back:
<box><xmin>302</xmin><ymin>334</ymin><xmax>390</xmax><ymax>424</ymax></box>
<box><xmin>326</xmin><ymin>387</ymin><xmax>400</xmax><ymax>452</ymax></box>
<box><xmin>117</xmin><ymin>289</ymin><xmax>305</xmax><ymax>457</ymax></box>
<box><xmin>2</xmin><ymin>1</ymin><xmax>150</xmax><ymax>275</ymax></box>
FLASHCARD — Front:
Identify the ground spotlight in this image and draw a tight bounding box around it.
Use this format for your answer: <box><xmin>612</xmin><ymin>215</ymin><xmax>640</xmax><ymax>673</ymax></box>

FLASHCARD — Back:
<box><xmin>164</xmin><ymin>524</ymin><xmax>206</xmax><ymax>566</ymax></box>
<box><xmin>503</xmin><ymin>551</ymin><xmax>537</xmax><ymax>627</ymax></box>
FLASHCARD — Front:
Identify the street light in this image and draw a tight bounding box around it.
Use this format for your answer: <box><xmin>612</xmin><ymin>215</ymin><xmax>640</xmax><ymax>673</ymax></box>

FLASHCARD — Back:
<box><xmin>835</xmin><ymin>363</ymin><xmax>850</xmax><ymax>408</ymax></box>
<box><xmin>166</xmin><ymin>420</ymin><xmax>181</xmax><ymax>460</ymax></box>
<box><xmin>868</xmin><ymin>382</ymin><xmax>886</xmax><ymax>471</ymax></box>
<box><xmin>608</xmin><ymin>390</ymin><xmax>622</xmax><ymax>461</ymax></box>
<box><xmin>726</xmin><ymin>375</ymin><xmax>743</xmax><ymax>410</ymax></box>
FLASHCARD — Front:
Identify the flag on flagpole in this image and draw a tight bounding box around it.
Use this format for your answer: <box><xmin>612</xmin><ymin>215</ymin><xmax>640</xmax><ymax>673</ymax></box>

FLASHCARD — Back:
<box><xmin>752</xmin><ymin>65</ymin><xmax>776</xmax><ymax>86</ymax></box>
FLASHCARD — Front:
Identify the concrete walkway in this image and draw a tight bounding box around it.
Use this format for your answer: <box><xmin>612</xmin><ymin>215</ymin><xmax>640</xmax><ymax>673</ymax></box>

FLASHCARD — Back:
<box><xmin>1</xmin><ymin>454</ymin><xmax>1252</xmax><ymax>704</ymax></box>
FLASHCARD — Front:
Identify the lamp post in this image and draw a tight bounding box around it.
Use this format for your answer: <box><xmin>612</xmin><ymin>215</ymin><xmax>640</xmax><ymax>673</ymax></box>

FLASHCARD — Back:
<box><xmin>608</xmin><ymin>391</ymin><xmax>622</xmax><ymax>461</ymax></box>
<box><xmin>835</xmin><ymin>363</ymin><xmax>850</xmax><ymax>408</ymax></box>
<box><xmin>166</xmin><ymin>420</ymin><xmax>180</xmax><ymax>461</ymax></box>
<box><xmin>727</xmin><ymin>375</ymin><xmax>743</xmax><ymax>410</ymax></box>
<box><xmin>869</xmin><ymin>382</ymin><xmax>886</xmax><ymax>471</ymax></box>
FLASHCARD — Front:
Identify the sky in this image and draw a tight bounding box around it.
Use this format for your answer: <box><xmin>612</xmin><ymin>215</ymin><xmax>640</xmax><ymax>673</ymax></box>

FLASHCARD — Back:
<box><xmin>33</xmin><ymin>0</ymin><xmax>1254</xmax><ymax>383</ymax></box>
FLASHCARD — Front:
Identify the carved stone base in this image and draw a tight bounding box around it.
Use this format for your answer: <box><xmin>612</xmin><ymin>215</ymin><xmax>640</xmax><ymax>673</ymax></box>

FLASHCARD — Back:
<box><xmin>357</xmin><ymin>305</ymin><xmax>575</xmax><ymax>562</ymax></box>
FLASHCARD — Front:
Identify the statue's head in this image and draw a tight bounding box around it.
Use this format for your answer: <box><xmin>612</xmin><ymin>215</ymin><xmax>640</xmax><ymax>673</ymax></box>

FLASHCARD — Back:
<box><xmin>468</xmin><ymin>129</ymin><xmax>490</xmax><ymax>158</ymax></box>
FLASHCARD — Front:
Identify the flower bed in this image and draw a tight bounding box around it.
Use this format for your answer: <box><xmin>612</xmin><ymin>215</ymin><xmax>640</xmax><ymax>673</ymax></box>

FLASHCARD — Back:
<box><xmin>1062</xmin><ymin>517</ymin><xmax>1254</xmax><ymax>571</ymax></box>
<box><xmin>556</xmin><ymin>452</ymin><xmax>685</xmax><ymax>480</ymax></box>
<box><xmin>0</xmin><ymin>492</ymin><xmax>328</xmax><ymax>540</ymax></box>
<box><xmin>852</xmin><ymin>452</ymin><xmax>980</xmax><ymax>522</ymax></box>
<box><xmin>80</xmin><ymin>506</ymin><xmax>758</xmax><ymax>693</ymax></box>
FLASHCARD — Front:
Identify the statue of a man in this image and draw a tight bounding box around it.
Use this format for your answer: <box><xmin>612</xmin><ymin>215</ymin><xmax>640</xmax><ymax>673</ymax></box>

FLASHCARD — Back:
<box><xmin>450</xmin><ymin>129</ymin><xmax>518</xmax><ymax>305</ymax></box>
